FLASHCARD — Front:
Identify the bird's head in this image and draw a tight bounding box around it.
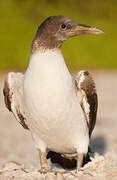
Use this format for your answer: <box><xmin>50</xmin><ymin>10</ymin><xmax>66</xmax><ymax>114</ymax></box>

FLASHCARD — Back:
<box><xmin>31</xmin><ymin>16</ymin><xmax>104</xmax><ymax>53</ymax></box>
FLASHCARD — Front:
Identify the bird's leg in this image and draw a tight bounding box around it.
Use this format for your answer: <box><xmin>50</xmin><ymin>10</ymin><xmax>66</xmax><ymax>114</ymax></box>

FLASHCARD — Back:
<box><xmin>77</xmin><ymin>153</ymin><xmax>84</xmax><ymax>172</ymax></box>
<box><xmin>38</xmin><ymin>149</ymin><xmax>48</xmax><ymax>173</ymax></box>
<box><xmin>38</xmin><ymin>150</ymin><xmax>77</xmax><ymax>176</ymax></box>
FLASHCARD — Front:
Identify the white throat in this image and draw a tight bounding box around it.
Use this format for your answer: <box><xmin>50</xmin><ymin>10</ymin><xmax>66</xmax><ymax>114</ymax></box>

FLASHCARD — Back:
<box><xmin>29</xmin><ymin>49</ymin><xmax>66</xmax><ymax>71</ymax></box>
<box><xmin>26</xmin><ymin>50</ymin><xmax>73</xmax><ymax>91</ymax></box>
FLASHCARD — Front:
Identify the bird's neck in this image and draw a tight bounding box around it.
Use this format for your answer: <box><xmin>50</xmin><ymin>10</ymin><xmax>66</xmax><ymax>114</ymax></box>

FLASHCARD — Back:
<box><xmin>29</xmin><ymin>49</ymin><xmax>65</xmax><ymax>69</ymax></box>
<box><xmin>31</xmin><ymin>35</ymin><xmax>63</xmax><ymax>54</ymax></box>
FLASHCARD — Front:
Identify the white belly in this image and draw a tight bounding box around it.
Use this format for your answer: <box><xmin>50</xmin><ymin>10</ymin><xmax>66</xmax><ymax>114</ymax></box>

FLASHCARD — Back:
<box><xmin>23</xmin><ymin>50</ymin><xmax>89</xmax><ymax>154</ymax></box>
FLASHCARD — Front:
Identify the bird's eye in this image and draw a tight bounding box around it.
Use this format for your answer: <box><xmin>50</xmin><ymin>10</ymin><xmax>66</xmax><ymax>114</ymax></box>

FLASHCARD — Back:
<box><xmin>61</xmin><ymin>24</ymin><xmax>66</xmax><ymax>29</ymax></box>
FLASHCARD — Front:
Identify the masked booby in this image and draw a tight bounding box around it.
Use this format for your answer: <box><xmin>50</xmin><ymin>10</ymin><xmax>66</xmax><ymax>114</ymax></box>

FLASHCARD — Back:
<box><xmin>3</xmin><ymin>16</ymin><xmax>103</xmax><ymax>173</ymax></box>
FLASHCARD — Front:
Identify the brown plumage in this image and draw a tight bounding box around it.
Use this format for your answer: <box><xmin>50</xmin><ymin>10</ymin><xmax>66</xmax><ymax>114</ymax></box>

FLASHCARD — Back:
<box><xmin>3</xmin><ymin>73</ymin><xmax>29</xmax><ymax>130</ymax></box>
<box><xmin>31</xmin><ymin>16</ymin><xmax>68</xmax><ymax>53</ymax></box>
<box><xmin>75</xmin><ymin>70</ymin><xmax>98</xmax><ymax>137</ymax></box>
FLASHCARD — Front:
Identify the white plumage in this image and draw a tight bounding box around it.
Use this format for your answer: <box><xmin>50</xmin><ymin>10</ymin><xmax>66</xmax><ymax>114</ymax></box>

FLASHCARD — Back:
<box><xmin>23</xmin><ymin>50</ymin><xmax>89</xmax><ymax>154</ymax></box>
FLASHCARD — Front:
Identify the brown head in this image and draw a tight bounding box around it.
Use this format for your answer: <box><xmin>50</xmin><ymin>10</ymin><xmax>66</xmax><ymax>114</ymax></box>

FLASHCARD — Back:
<box><xmin>31</xmin><ymin>16</ymin><xmax>104</xmax><ymax>54</ymax></box>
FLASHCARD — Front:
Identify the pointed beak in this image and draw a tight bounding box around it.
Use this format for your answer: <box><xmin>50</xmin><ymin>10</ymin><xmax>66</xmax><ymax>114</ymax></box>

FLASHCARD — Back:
<box><xmin>66</xmin><ymin>23</ymin><xmax>104</xmax><ymax>37</ymax></box>
<box><xmin>76</xmin><ymin>23</ymin><xmax>104</xmax><ymax>35</ymax></box>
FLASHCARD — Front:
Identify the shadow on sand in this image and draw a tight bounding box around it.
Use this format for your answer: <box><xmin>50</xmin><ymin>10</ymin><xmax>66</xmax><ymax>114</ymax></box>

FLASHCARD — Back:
<box><xmin>90</xmin><ymin>136</ymin><xmax>106</xmax><ymax>155</ymax></box>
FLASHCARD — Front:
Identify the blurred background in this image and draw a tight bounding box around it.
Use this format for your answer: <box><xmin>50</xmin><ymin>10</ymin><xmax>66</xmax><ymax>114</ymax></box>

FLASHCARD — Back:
<box><xmin>0</xmin><ymin>0</ymin><xmax>117</xmax><ymax>72</ymax></box>
<box><xmin>0</xmin><ymin>0</ymin><xmax>117</xmax><ymax>169</ymax></box>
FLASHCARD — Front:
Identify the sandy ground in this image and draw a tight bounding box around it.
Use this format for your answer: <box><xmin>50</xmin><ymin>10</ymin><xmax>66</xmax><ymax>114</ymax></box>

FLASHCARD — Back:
<box><xmin>0</xmin><ymin>71</ymin><xmax>117</xmax><ymax>179</ymax></box>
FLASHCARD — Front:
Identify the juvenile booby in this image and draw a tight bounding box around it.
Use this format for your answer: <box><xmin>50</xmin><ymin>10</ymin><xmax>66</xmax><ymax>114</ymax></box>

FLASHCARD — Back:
<box><xmin>3</xmin><ymin>16</ymin><xmax>103</xmax><ymax>173</ymax></box>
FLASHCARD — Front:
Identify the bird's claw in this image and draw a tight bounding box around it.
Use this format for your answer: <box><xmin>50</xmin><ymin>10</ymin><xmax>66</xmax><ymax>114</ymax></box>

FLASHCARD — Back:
<box><xmin>39</xmin><ymin>167</ymin><xmax>50</xmax><ymax>174</ymax></box>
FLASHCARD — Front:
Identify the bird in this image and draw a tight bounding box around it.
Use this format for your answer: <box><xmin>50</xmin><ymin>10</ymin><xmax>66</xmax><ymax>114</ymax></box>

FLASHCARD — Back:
<box><xmin>3</xmin><ymin>16</ymin><xmax>103</xmax><ymax>173</ymax></box>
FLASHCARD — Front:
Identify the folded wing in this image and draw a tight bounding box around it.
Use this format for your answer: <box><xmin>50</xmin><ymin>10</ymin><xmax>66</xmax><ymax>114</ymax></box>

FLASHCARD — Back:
<box><xmin>3</xmin><ymin>72</ymin><xmax>29</xmax><ymax>130</ymax></box>
<box><xmin>75</xmin><ymin>71</ymin><xmax>98</xmax><ymax>137</ymax></box>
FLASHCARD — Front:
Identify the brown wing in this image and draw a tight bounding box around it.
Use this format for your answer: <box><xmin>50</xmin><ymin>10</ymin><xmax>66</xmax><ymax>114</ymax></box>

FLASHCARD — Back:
<box><xmin>3</xmin><ymin>72</ymin><xmax>29</xmax><ymax>130</ymax></box>
<box><xmin>75</xmin><ymin>70</ymin><xmax>98</xmax><ymax>137</ymax></box>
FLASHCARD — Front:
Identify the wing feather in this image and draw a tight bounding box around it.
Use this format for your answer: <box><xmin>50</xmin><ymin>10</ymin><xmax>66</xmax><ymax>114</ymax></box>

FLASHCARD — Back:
<box><xmin>3</xmin><ymin>72</ymin><xmax>29</xmax><ymax>130</ymax></box>
<box><xmin>75</xmin><ymin>70</ymin><xmax>98</xmax><ymax>137</ymax></box>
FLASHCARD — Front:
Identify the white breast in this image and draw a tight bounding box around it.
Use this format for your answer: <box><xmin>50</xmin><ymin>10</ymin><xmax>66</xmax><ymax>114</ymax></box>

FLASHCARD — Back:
<box><xmin>23</xmin><ymin>50</ymin><xmax>89</xmax><ymax>154</ymax></box>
